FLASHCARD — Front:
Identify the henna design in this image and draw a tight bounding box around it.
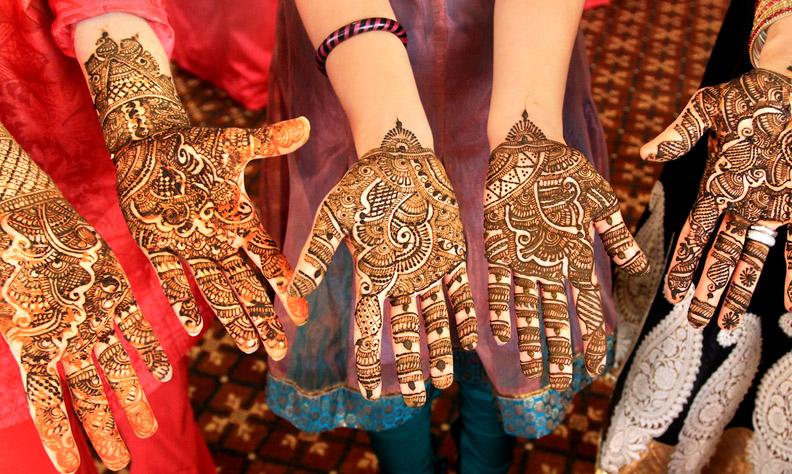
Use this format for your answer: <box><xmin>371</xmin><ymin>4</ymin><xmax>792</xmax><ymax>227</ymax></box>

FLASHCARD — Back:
<box><xmin>484</xmin><ymin>112</ymin><xmax>647</xmax><ymax>386</ymax></box>
<box><xmin>86</xmin><ymin>34</ymin><xmax>310</xmax><ymax>358</ymax></box>
<box><xmin>0</xmin><ymin>124</ymin><xmax>169</xmax><ymax>473</ymax></box>
<box><xmin>390</xmin><ymin>295</ymin><xmax>426</xmax><ymax>406</ymax></box>
<box><xmin>644</xmin><ymin>69</ymin><xmax>792</xmax><ymax>327</ymax></box>
<box><xmin>85</xmin><ymin>32</ymin><xmax>190</xmax><ymax>154</ymax></box>
<box><xmin>721</xmin><ymin>239</ymin><xmax>770</xmax><ymax>329</ymax></box>
<box><xmin>785</xmin><ymin>237</ymin><xmax>792</xmax><ymax>310</ymax></box>
<box><xmin>289</xmin><ymin>121</ymin><xmax>476</xmax><ymax>405</ymax></box>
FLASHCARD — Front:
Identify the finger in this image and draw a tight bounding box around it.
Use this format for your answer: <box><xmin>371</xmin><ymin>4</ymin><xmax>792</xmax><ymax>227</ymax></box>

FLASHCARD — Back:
<box><xmin>419</xmin><ymin>283</ymin><xmax>454</xmax><ymax>390</ymax></box>
<box><xmin>595</xmin><ymin>208</ymin><xmax>649</xmax><ymax>275</ymax></box>
<box><xmin>219</xmin><ymin>253</ymin><xmax>288</xmax><ymax>360</ymax></box>
<box><xmin>188</xmin><ymin>257</ymin><xmax>259</xmax><ymax>353</ymax></box>
<box><xmin>62</xmin><ymin>356</ymin><xmax>130</xmax><ymax>471</ymax></box>
<box><xmin>689</xmin><ymin>213</ymin><xmax>747</xmax><ymax>329</ymax></box>
<box><xmin>243</xmin><ymin>224</ymin><xmax>308</xmax><ymax>326</ymax></box>
<box><xmin>24</xmin><ymin>368</ymin><xmax>81</xmax><ymax>473</ymax></box>
<box><xmin>146</xmin><ymin>249</ymin><xmax>202</xmax><ymax>335</ymax></box>
<box><xmin>114</xmin><ymin>299</ymin><xmax>172</xmax><ymax>382</ymax></box>
<box><xmin>513</xmin><ymin>274</ymin><xmax>542</xmax><ymax>379</ymax></box>
<box><xmin>389</xmin><ymin>295</ymin><xmax>427</xmax><ymax>407</ymax></box>
<box><xmin>288</xmin><ymin>201</ymin><xmax>346</xmax><ymax>298</ymax></box>
<box><xmin>540</xmin><ymin>280</ymin><xmax>573</xmax><ymax>391</ymax></box>
<box><xmin>640</xmin><ymin>86</ymin><xmax>716</xmax><ymax>162</ymax></box>
<box><xmin>93</xmin><ymin>332</ymin><xmax>157</xmax><ymax>439</ymax></box>
<box><xmin>248</xmin><ymin>116</ymin><xmax>311</xmax><ymax>160</ymax></box>
<box><xmin>487</xmin><ymin>261</ymin><xmax>512</xmax><ymax>344</ymax></box>
<box><xmin>785</xmin><ymin>227</ymin><xmax>792</xmax><ymax>311</ymax></box>
<box><xmin>353</xmin><ymin>294</ymin><xmax>384</xmax><ymax>400</ymax></box>
<box><xmin>719</xmin><ymin>238</ymin><xmax>770</xmax><ymax>329</ymax></box>
<box><xmin>571</xmin><ymin>279</ymin><xmax>608</xmax><ymax>378</ymax></box>
<box><xmin>664</xmin><ymin>193</ymin><xmax>722</xmax><ymax>303</ymax></box>
<box><xmin>443</xmin><ymin>263</ymin><xmax>478</xmax><ymax>350</ymax></box>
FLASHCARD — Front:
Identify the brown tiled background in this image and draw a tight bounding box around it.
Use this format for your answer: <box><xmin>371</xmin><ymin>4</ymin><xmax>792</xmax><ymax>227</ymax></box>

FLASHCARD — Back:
<box><xmin>108</xmin><ymin>1</ymin><xmax>731</xmax><ymax>472</ymax></box>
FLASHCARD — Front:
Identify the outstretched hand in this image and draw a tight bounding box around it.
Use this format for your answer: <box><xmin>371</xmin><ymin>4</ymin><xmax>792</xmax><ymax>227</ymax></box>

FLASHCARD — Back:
<box><xmin>641</xmin><ymin>68</ymin><xmax>792</xmax><ymax>329</ymax></box>
<box><xmin>288</xmin><ymin>121</ymin><xmax>478</xmax><ymax>407</ymax></box>
<box><xmin>0</xmin><ymin>125</ymin><xmax>171</xmax><ymax>473</ymax></box>
<box><xmin>484</xmin><ymin>113</ymin><xmax>648</xmax><ymax>389</ymax></box>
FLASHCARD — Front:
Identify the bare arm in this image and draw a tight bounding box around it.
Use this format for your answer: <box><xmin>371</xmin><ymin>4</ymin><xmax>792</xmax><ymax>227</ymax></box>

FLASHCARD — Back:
<box><xmin>488</xmin><ymin>0</ymin><xmax>585</xmax><ymax>146</ymax></box>
<box><xmin>295</xmin><ymin>1</ymin><xmax>432</xmax><ymax>153</ymax></box>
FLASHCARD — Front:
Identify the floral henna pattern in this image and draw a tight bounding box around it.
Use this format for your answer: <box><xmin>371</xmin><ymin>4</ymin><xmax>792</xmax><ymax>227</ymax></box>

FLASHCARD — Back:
<box><xmin>85</xmin><ymin>34</ymin><xmax>310</xmax><ymax>359</ymax></box>
<box><xmin>484</xmin><ymin>113</ymin><xmax>648</xmax><ymax>388</ymax></box>
<box><xmin>0</xmin><ymin>124</ymin><xmax>170</xmax><ymax>473</ymax></box>
<box><xmin>289</xmin><ymin>121</ymin><xmax>478</xmax><ymax>406</ymax></box>
<box><xmin>642</xmin><ymin>69</ymin><xmax>792</xmax><ymax>328</ymax></box>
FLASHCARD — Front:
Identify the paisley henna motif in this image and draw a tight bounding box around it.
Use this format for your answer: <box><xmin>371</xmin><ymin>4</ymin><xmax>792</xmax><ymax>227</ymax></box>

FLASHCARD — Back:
<box><xmin>0</xmin><ymin>124</ymin><xmax>170</xmax><ymax>473</ymax></box>
<box><xmin>85</xmin><ymin>34</ymin><xmax>310</xmax><ymax>358</ymax></box>
<box><xmin>289</xmin><ymin>121</ymin><xmax>478</xmax><ymax>406</ymax></box>
<box><xmin>643</xmin><ymin>69</ymin><xmax>792</xmax><ymax>327</ymax></box>
<box><xmin>484</xmin><ymin>113</ymin><xmax>648</xmax><ymax>388</ymax></box>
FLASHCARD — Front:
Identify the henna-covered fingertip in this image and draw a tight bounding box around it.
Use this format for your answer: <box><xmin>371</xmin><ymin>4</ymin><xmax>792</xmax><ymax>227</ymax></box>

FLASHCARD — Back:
<box><xmin>285</xmin><ymin>294</ymin><xmax>309</xmax><ymax>326</ymax></box>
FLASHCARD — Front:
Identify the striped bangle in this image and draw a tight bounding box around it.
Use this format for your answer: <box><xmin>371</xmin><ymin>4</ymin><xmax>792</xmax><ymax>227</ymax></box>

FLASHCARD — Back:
<box><xmin>316</xmin><ymin>17</ymin><xmax>408</xmax><ymax>75</ymax></box>
<box><xmin>749</xmin><ymin>0</ymin><xmax>792</xmax><ymax>67</ymax></box>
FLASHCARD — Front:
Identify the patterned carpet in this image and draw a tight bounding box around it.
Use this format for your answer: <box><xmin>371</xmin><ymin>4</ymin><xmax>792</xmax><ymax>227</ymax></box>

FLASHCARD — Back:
<box><xmin>167</xmin><ymin>1</ymin><xmax>730</xmax><ymax>473</ymax></box>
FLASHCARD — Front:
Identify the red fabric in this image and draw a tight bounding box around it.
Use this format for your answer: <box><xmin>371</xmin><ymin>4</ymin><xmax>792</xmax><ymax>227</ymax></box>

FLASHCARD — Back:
<box><xmin>584</xmin><ymin>0</ymin><xmax>610</xmax><ymax>8</ymax></box>
<box><xmin>165</xmin><ymin>0</ymin><xmax>278</xmax><ymax>110</ymax></box>
<box><xmin>0</xmin><ymin>0</ymin><xmax>194</xmax><ymax>432</ymax></box>
<box><xmin>0</xmin><ymin>357</ymin><xmax>215</xmax><ymax>474</ymax></box>
<box><xmin>48</xmin><ymin>0</ymin><xmax>174</xmax><ymax>58</ymax></box>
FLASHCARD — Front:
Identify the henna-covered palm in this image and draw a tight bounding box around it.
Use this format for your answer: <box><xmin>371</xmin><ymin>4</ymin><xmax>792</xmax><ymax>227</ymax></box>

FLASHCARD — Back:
<box><xmin>288</xmin><ymin>121</ymin><xmax>478</xmax><ymax>407</ymax></box>
<box><xmin>485</xmin><ymin>113</ymin><xmax>648</xmax><ymax>390</ymax></box>
<box><xmin>642</xmin><ymin>69</ymin><xmax>792</xmax><ymax>329</ymax></box>
<box><xmin>85</xmin><ymin>34</ymin><xmax>310</xmax><ymax>359</ymax></box>
<box><xmin>0</xmin><ymin>125</ymin><xmax>171</xmax><ymax>473</ymax></box>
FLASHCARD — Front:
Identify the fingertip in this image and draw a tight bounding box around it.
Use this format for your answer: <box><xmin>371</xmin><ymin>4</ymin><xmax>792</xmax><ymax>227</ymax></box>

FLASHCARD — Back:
<box><xmin>260</xmin><ymin>116</ymin><xmax>311</xmax><ymax>156</ymax></box>
<box><xmin>155</xmin><ymin>364</ymin><xmax>174</xmax><ymax>383</ymax></box>
<box><xmin>266</xmin><ymin>343</ymin><xmax>288</xmax><ymax>361</ymax></box>
<box><xmin>285</xmin><ymin>294</ymin><xmax>309</xmax><ymax>325</ymax></box>
<box><xmin>404</xmin><ymin>391</ymin><xmax>428</xmax><ymax>408</ymax></box>
<box><xmin>236</xmin><ymin>339</ymin><xmax>259</xmax><ymax>355</ymax></box>
<box><xmin>359</xmin><ymin>383</ymin><xmax>382</xmax><ymax>401</ymax></box>
<box><xmin>133</xmin><ymin>415</ymin><xmax>159</xmax><ymax>439</ymax></box>
<box><xmin>639</xmin><ymin>141</ymin><xmax>658</xmax><ymax>161</ymax></box>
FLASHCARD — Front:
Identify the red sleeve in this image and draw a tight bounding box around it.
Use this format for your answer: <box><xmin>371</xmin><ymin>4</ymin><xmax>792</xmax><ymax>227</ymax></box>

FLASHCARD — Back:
<box><xmin>48</xmin><ymin>0</ymin><xmax>175</xmax><ymax>58</ymax></box>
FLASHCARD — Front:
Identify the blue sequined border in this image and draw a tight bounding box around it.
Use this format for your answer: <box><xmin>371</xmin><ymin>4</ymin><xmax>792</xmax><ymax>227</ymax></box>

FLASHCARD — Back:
<box><xmin>267</xmin><ymin>337</ymin><xmax>614</xmax><ymax>437</ymax></box>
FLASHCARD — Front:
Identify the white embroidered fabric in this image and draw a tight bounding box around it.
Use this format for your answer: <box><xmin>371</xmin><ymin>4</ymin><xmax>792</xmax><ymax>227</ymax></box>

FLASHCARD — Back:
<box><xmin>600</xmin><ymin>289</ymin><xmax>702</xmax><ymax>472</ymax></box>
<box><xmin>669</xmin><ymin>314</ymin><xmax>762</xmax><ymax>473</ymax></box>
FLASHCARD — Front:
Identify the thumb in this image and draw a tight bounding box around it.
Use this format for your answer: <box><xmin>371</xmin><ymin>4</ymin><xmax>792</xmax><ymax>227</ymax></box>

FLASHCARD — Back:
<box><xmin>249</xmin><ymin>116</ymin><xmax>310</xmax><ymax>160</ymax></box>
<box><xmin>640</xmin><ymin>86</ymin><xmax>717</xmax><ymax>162</ymax></box>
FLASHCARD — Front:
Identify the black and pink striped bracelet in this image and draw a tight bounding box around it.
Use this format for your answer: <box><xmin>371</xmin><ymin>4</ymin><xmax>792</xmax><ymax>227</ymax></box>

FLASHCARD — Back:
<box><xmin>315</xmin><ymin>17</ymin><xmax>408</xmax><ymax>75</ymax></box>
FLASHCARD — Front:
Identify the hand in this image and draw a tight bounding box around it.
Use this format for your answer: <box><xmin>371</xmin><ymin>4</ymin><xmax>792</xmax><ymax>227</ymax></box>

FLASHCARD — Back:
<box><xmin>288</xmin><ymin>121</ymin><xmax>478</xmax><ymax>407</ymax></box>
<box><xmin>641</xmin><ymin>69</ymin><xmax>792</xmax><ymax>329</ymax></box>
<box><xmin>85</xmin><ymin>33</ymin><xmax>310</xmax><ymax>359</ymax></box>
<box><xmin>0</xmin><ymin>125</ymin><xmax>171</xmax><ymax>473</ymax></box>
<box><xmin>484</xmin><ymin>113</ymin><xmax>648</xmax><ymax>390</ymax></box>
<box><xmin>113</xmin><ymin>121</ymin><xmax>310</xmax><ymax>360</ymax></box>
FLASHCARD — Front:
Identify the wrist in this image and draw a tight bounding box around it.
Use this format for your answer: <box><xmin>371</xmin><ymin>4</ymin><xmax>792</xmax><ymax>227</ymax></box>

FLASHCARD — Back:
<box><xmin>488</xmin><ymin>104</ymin><xmax>564</xmax><ymax>149</ymax></box>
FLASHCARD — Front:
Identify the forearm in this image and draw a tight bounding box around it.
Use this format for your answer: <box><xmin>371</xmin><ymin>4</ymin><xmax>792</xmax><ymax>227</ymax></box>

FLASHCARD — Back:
<box><xmin>295</xmin><ymin>1</ymin><xmax>432</xmax><ymax>154</ymax></box>
<box><xmin>73</xmin><ymin>12</ymin><xmax>189</xmax><ymax>154</ymax></box>
<box><xmin>488</xmin><ymin>0</ymin><xmax>585</xmax><ymax>146</ymax></box>
<box><xmin>757</xmin><ymin>15</ymin><xmax>792</xmax><ymax>78</ymax></box>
